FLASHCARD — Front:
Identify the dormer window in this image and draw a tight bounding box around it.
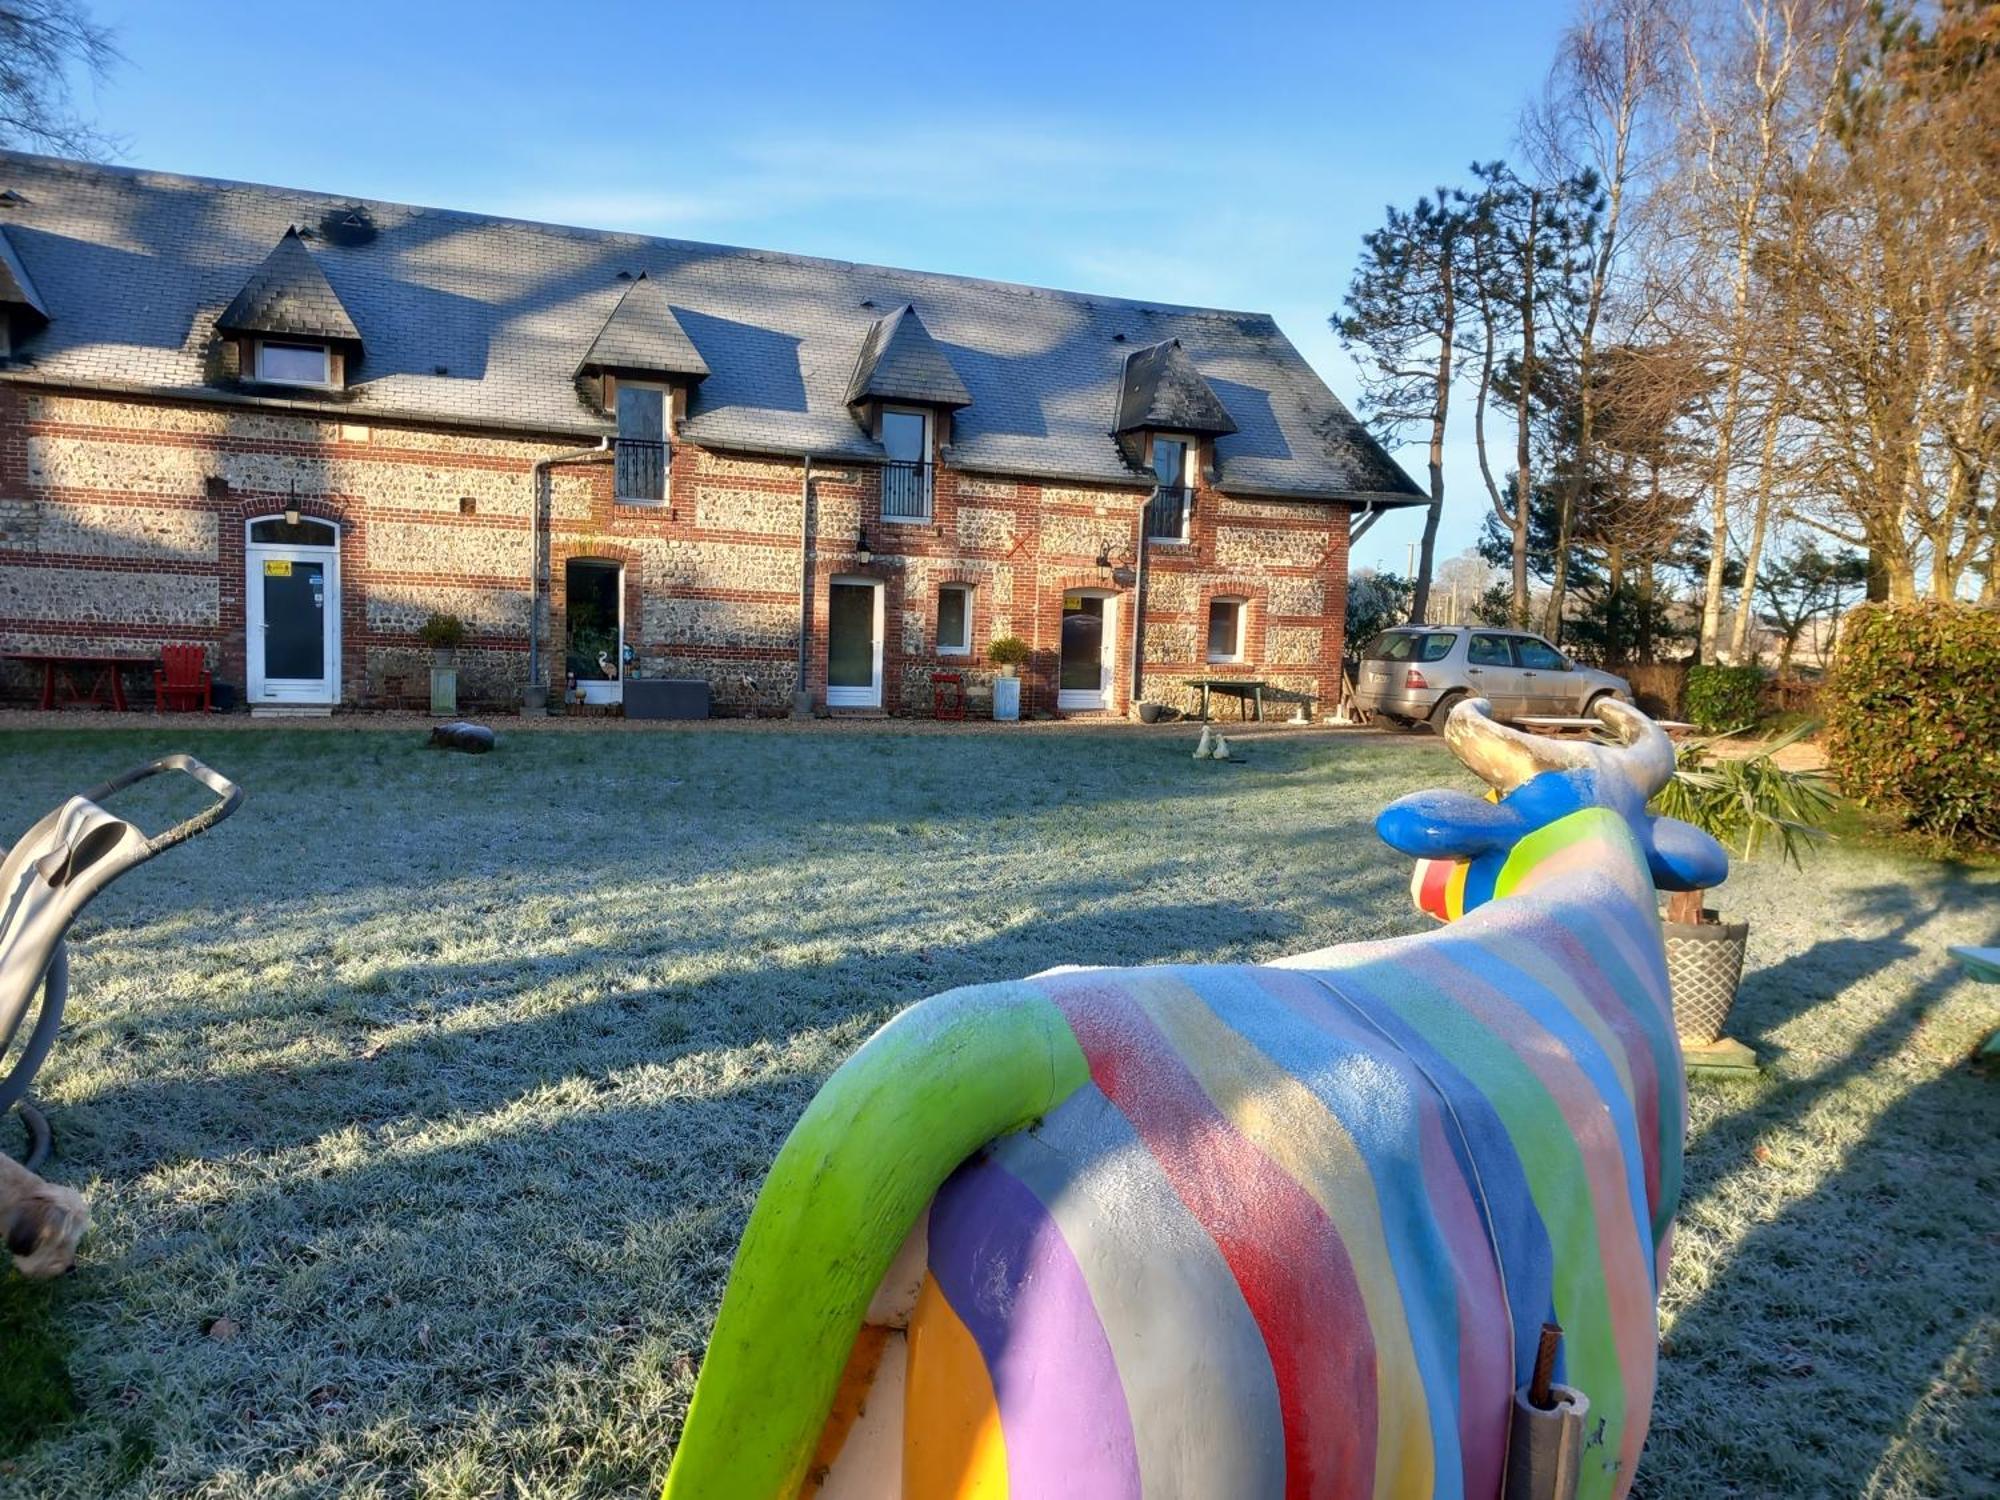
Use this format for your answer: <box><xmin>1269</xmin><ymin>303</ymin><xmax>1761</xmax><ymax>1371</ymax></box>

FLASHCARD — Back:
<box><xmin>255</xmin><ymin>340</ymin><xmax>334</xmax><ymax>387</ymax></box>
<box><xmin>1146</xmin><ymin>434</ymin><xmax>1195</xmax><ymax>542</ymax></box>
<box><xmin>615</xmin><ymin>382</ymin><xmax>669</xmax><ymax>504</ymax></box>
<box><xmin>880</xmin><ymin>406</ymin><xmax>932</xmax><ymax>522</ymax></box>
<box><xmin>216</xmin><ymin>228</ymin><xmax>364</xmax><ymax>393</ymax></box>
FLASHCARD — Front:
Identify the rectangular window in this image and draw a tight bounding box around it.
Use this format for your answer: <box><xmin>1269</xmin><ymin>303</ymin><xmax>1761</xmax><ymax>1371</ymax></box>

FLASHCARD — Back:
<box><xmin>1207</xmin><ymin>598</ymin><xmax>1245</xmax><ymax>662</ymax></box>
<box><xmin>616</xmin><ymin>383</ymin><xmax>669</xmax><ymax>504</ymax></box>
<box><xmin>1146</xmin><ymin>435</ymin><xmax>1193</xmax><ymax>541</ymax></box>
<box><xmin>255</xmin><ymin>341</ymin><xmax>332</xmax><ymax>386</ymax></box>
<box><xmin>880</xmin><ymin>407</ymin><xmax>932</xmax><ymax>522</ymax></box>
<box><xmin>1467</xmin><ymin>632</ymin><xmax>1516</xmax><ymax>667</ymax></box>
<box><xmin>937</xmin><ymin>584</ymin><xmax>971</xmax><ymax>654</ymax></box>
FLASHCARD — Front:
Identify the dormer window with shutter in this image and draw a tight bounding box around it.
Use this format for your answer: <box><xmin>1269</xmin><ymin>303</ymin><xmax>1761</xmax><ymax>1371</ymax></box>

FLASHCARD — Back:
<box><xmin>1113</xmin><ymin>338</ymin><xmax>1237</xmax><ymax>543</ymax></box>
<box><xmin>845</xmin><ymin>304</ymin><xmax>970</xmax><ymax>524</ymax></box>
<box><xmin>576</xmin><ymin>274</ymin><xmax>709</xmax><ymax>507</ymax></box>
<box><xmin>217</xmin><ymin>227</ymin><xmax>362</xmax><ymax>390</ymax></box>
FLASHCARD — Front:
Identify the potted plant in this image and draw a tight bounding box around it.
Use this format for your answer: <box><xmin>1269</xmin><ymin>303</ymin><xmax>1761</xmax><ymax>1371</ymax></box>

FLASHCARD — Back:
<box><xmin>1649</xmin><ymin>720</ymin><xmax>1838</xmax><ymax>1066</ymax></box>
<box><xmin>987</xmin><ymin>636</ymin><xmax>1030</xmax><ymax>721</ymax></box>
<box><xmin>419</xmin><ymin>612</ymin><xmax>467</xmax><ymax>716</ymax></box>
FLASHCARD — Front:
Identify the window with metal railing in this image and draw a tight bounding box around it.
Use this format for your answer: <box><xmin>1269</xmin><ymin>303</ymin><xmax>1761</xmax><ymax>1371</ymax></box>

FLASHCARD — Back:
<box><xmin>1145</xmin><ymin>485</ymin><xmax>1193</xmax><ymax>542</ymax></box>
<box><xmin>614</xmin><ymin>438</ymin><xmax>668</xmax><ymax>504</ymax></box>
<box><xmin>881</xmin><ymin>459</ymin><xmax>934</xmax><ymax>522</ymax></box>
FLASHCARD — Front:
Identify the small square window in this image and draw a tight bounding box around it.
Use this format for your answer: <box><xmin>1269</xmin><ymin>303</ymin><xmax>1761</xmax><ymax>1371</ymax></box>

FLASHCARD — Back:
<box><xmin>1207</xmin><ymin>598</ymin><xmax>1245</xmax><ymax>662</ymax></box>
<box><xmin>255</xmin><ymin>341</ymin><xmax>332</xmax><ymax>386</ymax></box>
<box><xmin>937</xmin><ymin>584</ymin><xmax>971</xmax><ymax>654</ymax></box>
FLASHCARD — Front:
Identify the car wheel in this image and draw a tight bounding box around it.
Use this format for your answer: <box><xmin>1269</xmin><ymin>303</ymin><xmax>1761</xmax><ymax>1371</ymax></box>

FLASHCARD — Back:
<box><xmin>1427</xmin><ymin>690</ymin><xmax>1467</xmax><ymax>732</ymax></box>
<box><xmin>1584</xmin><ymin>690</ymin><xmax>1621</xmax><ymax>716</ymax></box>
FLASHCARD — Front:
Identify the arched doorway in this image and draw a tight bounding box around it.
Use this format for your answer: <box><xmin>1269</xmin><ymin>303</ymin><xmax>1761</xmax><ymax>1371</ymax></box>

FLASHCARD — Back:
<box><xmin>245</xmin><ymin>515</ymin><xmax>340</xmax><ymax>707</ymax></box>
<box><xmin>565</xmin><ymin>558</ymin><xmax>625</xmax><ymax>705</ymax></box>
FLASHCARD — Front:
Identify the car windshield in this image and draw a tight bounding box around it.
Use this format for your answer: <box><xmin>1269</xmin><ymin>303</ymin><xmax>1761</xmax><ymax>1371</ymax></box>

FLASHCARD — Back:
<box><xmin>1364</xmin><ymin>631</ymin><xmax>1455</xmax><ymax>662</ymax></box>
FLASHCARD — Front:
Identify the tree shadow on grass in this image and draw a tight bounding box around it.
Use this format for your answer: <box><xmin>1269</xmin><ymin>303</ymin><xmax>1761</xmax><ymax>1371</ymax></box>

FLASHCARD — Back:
<box><xmin>1642</xmin><ymin>1060</ymin><xmax>2000</xmax><ymax>1497</ymax></box>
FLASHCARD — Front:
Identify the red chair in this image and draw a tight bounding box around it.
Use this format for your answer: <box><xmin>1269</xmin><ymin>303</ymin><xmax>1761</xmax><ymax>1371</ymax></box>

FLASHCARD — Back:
<box><xmin>154</xmin><ymin>645</ymin><xmax>213</xmax><ymax>713</ymax></box>
<box><xmin>931</xmin><ymin>671</ymin><xmax>966</xmax><ymax>722</ymax></box>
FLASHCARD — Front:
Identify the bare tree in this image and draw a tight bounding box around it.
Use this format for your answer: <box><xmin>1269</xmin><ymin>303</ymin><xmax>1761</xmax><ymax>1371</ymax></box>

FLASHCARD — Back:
<box><xmin>0</xmin><ymin>1</ymin><xmax>119</xmax><ymax>157</ymax></box>
<box><xmin>1526</xmin><ymin>0</ymin><xmax>1675</xmax><ymax>639</ymax></box>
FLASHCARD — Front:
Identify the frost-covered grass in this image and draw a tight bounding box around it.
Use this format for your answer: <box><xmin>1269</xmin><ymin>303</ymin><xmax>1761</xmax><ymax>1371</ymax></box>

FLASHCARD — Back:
<box><xmin>0</xmin><ymin>724</ymin><xmax>1993</xmax><ymax>1499</ymax></box>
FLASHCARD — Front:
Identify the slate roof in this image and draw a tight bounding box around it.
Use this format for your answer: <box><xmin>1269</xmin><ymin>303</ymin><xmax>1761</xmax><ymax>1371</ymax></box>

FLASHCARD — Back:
<box><xmin>576</xmin><ymin>273</ymin><xmax>709</xmax><ymax>381</ymax></box>
<box><xmin>845</xmin><ymin>303</ymin><xmax>971</xmax><ymax>410</ymax></box>
<box><xmin>1116</xmin><ymin>339</ymin><xmax>1238</xmax><ymax>437</ymax></box>
<box><xmin>0</xmin><ymin>223</ymin><xmax>47</xmax><ymax>325</ymax></box>
<box><xmin>215</xmin><ymin>226</ymin><xmax>363</xmax><ymax>347</ymax></box>
<box><xmin>0</xmin><ymin>152</ymin><xmax>1424</xmax><ymax>505</ymax></box>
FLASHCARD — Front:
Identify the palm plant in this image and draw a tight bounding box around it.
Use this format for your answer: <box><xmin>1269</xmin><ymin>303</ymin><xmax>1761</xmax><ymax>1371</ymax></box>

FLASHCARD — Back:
<box><xmin>1650</xmin><ymin>720</ymin><xmax>1839</xmax><ymax>870</ymax></box>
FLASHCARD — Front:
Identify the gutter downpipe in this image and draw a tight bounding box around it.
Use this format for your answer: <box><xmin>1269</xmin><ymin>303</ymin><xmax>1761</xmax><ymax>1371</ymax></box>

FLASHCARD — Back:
<box><xmin>794</xmin><ymin>454</ymin><xmax>816</xmax><ymax>718</ymax></box>
<box><xmin>1348</xmin><ymin>498</ymin><xmax>1386</xmax><ymax>545</ymax></box>
<box><xmin>1130</xmin><ymin>482</ymin><xmax>1159</xmax><ymax>708</ymax></box>
<box><xmin>527</xmin><ymin>438</ymin><xmax>612</xmax><ymax>702</ymax></box>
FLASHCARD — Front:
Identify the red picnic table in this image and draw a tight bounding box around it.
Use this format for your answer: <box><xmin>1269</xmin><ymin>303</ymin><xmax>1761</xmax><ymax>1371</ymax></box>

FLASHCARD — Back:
<box><xmin>5</xmin><ymin>651</ymin><xmax>157</xmax><ymax>711</ymax></box>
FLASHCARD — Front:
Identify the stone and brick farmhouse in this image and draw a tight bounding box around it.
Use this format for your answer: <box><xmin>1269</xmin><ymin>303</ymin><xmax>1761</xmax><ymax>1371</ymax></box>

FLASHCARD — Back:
<box><xmin>0</xmin><ymin>152</ymin><xmax>1424</xmax><ymax>717</ymax></box>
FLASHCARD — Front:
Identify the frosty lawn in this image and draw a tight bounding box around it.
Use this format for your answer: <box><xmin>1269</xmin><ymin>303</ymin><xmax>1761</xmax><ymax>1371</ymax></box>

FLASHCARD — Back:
<box><xmin>1</xmin><ymin>724</ymin><xmax>1994</xmax><ymax>1499</ymax></box>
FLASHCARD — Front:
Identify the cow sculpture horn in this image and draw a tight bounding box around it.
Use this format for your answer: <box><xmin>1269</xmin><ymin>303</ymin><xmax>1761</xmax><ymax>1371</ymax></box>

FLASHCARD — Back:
<box><xmin>1444</xmin><ymin>695</ymin><xmax>1676</xmax><ymax>799</ymax></box>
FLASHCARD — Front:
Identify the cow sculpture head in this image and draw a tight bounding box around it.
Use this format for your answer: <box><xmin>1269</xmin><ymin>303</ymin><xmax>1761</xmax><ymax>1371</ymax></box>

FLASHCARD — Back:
<box><xmin>1377</xmin><ymin>696</ymin><xmax>1728</xmax><ymax>921</ymax></box>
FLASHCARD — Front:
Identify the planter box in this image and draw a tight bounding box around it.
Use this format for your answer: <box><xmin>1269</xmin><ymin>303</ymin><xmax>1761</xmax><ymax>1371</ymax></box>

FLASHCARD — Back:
<box><xmin>625</xmin><ymin>678</ymin><xmax>710</xmax><ymax>720</ymax></box>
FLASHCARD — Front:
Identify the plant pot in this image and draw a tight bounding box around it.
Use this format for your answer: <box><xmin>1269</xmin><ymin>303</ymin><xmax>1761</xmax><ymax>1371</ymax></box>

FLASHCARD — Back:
<box><xmin>1137</xmin><ymin>701</ymin><xmax>1165</xmax><ymax>724</ymax></box>
<box><xmin>521</xmin><ymin>682</ymin><xmax>548</xmax><ymax>717</ymax></box>
<box><xmin>1663</xmin><ymin>912</ymin><xmax>1749</xmax><ymax>1044</ymax></box>
<box><xmin>992</xmin><ymin>676</ymin><xmax>1021</xmax><ymax>722</ymax></box>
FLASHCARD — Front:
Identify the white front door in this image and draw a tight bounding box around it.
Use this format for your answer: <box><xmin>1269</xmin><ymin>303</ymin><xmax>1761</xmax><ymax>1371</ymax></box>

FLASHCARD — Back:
<box><xmin>827</xmin><ymin>578</ymin><xmax>884</xmax><ymax>708</ymax></box>
<box><xmin>1058</xmin><ymin>590</ymin><xmax>1118</xmax><ymax>711</ymax></box>
<box><xmin>246</xmin><ymin>518</ymin><xmax>340</xmax><ymax>706</ymax></box>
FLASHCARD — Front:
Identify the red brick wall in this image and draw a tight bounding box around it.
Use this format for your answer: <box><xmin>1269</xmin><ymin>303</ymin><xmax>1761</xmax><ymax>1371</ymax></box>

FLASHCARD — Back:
<box><xmin>0</xmin><ymin>388</ymin><xmax>1350</xmax><ymax>717</ymax></box>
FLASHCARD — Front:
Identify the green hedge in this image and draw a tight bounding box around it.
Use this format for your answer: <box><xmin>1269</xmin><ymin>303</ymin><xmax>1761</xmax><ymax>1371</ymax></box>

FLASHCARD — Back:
<box><xmin>1684</xmin><ymin>664</ymin><xmax>1765</xmax><ymax>732</ymax></box>
<box><xmin>1825</xmin><ymin>602</ymin><xmax>2000</xmax><ymax>849</ymax></box>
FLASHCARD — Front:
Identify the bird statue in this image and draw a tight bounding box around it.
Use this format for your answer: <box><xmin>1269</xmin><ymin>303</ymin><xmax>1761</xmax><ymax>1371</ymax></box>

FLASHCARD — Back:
<box><xmin>1192</xmin><ymin>725</ymin><xmax>1214</xmax><ymax>760</ymax></box>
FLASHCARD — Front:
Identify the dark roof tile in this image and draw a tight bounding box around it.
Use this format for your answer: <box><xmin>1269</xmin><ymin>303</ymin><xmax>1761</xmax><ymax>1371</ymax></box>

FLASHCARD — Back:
<box><xmin>577</xmin><ymin>273</ymin><xmax>709</xmax><ymax>380</ymax></box>
<box><xmin>215</xmin><ymin>227</ymin><xmax>362</xmax><ymax>347</ymax></box>
<box><xmin>845</xmin><ymin>303</ymin><xmax>970</xmax><ymax>409</ymax></box>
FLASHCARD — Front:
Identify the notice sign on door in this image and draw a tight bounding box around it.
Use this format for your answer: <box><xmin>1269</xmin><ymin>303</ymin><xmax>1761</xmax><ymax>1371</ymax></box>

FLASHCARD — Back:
<box><xmin>264</xmin><ymin>559</ymin><xmax>292</xmax><ymax>577</ymax></box>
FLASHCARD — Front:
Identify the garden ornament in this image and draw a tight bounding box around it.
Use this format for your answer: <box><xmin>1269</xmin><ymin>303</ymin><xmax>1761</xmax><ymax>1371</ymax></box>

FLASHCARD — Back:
<box><xmin>427</xmin><ymin>720</ymin><xmax>496</xmax><ymax>754</ymax></box>
<box><xmin>1193</xmin><ymin>724</ymin><xmax>1214</xmax><ymax>760</ymax></box>
<box><xmin>1</xmin><ymin>755</ymin><xmax>243</xmax><ymax>1274</ymax></box>
<box><xmin>659</xmin><ymin>698</ymin><xmax>1725</xmax><ymax>1500</ymax></box>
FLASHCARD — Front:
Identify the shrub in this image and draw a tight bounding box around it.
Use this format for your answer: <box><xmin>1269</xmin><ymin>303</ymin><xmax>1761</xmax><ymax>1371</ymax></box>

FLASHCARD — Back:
<box><xmin>1651</xmin><ymin>721</ymin><xmax>1839</xmax><ymax>871</ymax></box>
<box><xmin>1825</xmin><ymin>601</ymin><xmax>2000</xmax><ymax>849</ymax></box>
<box><xmin>986</xmin><ymin>635</ymin><xmax>1031</xmax><ymax>668</ymax></box>
<box><xmin>418</xmin><ymin>612</ymin><xmax>468</xmax><ymax>650</ymax></box>
<box><xmin>1684</xmin><ymin>663</ymin><xmax>1764</xmax><ymax>732</ymax></box>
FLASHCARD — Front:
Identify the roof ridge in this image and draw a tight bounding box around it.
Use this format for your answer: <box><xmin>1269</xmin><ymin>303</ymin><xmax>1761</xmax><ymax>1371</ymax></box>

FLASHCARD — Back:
<box><xmin>0</xmin><ymin>149</ymin><xmax>1278</xmax><ymax>326</ymax></box>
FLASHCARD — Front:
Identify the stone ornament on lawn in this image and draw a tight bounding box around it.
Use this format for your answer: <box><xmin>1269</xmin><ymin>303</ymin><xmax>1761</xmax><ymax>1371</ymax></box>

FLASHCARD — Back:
<box><xmin>659</xmin><ymin>699</ymin><xmax>1727</xmax><ymax>1500</ymax></box>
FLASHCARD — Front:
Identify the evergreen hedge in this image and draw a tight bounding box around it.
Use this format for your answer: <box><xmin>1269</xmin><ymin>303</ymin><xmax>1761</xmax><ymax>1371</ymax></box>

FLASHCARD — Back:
<box><xmin>1825</xmin><ymin>602</ymin><xmax>2000</xmax><ymax>849</ymax></box>
<box><xmin>1684</xmin><ymin>663</ymin><xmax>1765</xmax><ymax>732</ymax></box>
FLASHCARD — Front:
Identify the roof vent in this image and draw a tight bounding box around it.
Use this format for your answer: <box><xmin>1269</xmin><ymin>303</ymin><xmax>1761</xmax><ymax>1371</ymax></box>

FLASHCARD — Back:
<box><xmin>1112</xmin><ymin>332</ymin><xmax>1126</xmax><ymax>342</ymax></box>
<box><xmin>433</xmin><ymin>364</ymin><xmax>449</xmax><ymax>376</ymax></box>
<box><xmin>0</xmin><ymin>190</ymin><xmax>25</xmax><ymax>208</ymax></box>
<box><xmin>859</xmin><ymin>299</ymin><xmax>876</xmax><ymax>309</ymax></box>
<box><xmin>616</xmin><ymin>269</ymin><xmax>634</xmax><ymax>279</ymax></box>
<box><xmin>319</xmin><ymin>205</ymin><xmax>378</xmax><ymax>247</ymax></box>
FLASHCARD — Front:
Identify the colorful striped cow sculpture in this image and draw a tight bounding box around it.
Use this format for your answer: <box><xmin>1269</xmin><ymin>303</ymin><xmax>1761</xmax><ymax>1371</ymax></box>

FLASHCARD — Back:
<box><xmin>660</xmin><ymin>698</ymin><xmax>1725</xmax><ymax>1500</ymax></box>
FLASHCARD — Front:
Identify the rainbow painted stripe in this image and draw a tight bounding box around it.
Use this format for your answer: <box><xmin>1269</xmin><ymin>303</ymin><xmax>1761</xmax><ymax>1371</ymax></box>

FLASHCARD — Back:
<box><xmin>661</xmin><ymin>809</ymin><xmax>1684</xmax><ymax>1500</ymax></box>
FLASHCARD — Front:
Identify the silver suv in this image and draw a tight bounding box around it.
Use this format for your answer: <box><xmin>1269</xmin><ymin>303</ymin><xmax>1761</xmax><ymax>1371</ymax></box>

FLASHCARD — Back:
<box><xmin>1356</xmin><ymin>626</ymin><xmax>1630</xmax><ymax>727</ymax></box>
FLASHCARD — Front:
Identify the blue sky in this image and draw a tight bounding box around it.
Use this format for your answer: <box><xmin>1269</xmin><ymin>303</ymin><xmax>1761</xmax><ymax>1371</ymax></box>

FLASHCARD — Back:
<box><xmin>87</xmin><ymin>0</ymin><xmax>1571</xmax><ymax>572</ymax></box>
